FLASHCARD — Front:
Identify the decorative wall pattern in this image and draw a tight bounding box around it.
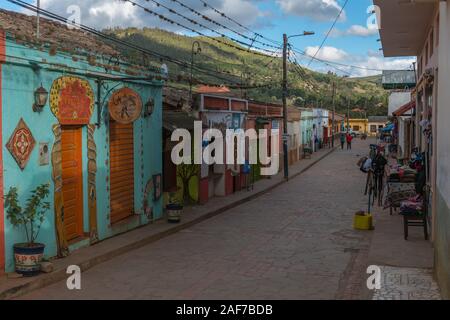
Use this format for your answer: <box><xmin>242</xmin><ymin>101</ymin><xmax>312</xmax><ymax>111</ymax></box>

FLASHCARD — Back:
<box><xmin>108</xmin><ymin>87</ymin><xmax>142</xmax><ymax>124</ymax></box>
<box><xmin>87</xmin><ymin>124</ymin><xmax>98</xmax><ymax>243</ymax></box>
<box><xmin>51</xmin><ymin>124</ymin><xmax>69</xmax><ymax>257</ymax></box>
<box><xmin>6</xmin><ymin>118</ymin><xmax>36</xmax><ymax>170</ymax></box>
<box><xmin>50</xmin><ymin>76</ymin><xmax>94</xmax><ymax>125</ymax></box>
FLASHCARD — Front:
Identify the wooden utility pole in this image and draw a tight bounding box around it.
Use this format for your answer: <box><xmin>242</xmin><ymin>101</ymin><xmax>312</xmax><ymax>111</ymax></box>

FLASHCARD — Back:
<box><xmin>347</xmin><ymin>98</ymin><xmax>350</xmax><ymax>132</ymax></box>
<box><xmin>282</xmin><ymin>34</ymin><xmax>289</xmax><ymax>180</ymax></box>
<box><xmin>331</xmin><ymin>81</ymin><xmax>336</xmax><ymax>147</ymax></box>
<box><xmin>37</xmin><ymin>0</ymin><xmax>40</xmax><ymax>39</ymax></box>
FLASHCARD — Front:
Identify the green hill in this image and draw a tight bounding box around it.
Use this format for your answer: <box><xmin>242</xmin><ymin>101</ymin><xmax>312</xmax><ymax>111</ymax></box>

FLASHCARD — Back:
<box><xmin>105</xmin><ymin>27</ymin><xmax>388</xmax><ymax>117</ymax></box>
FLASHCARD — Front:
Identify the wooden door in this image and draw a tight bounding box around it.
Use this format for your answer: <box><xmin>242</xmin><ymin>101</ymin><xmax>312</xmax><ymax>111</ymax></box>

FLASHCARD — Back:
<box><xmin>109</xmin><ymin>121</ymin><xmax>135</xmax><ymax>224</ymax></box>
<box><xmin>61</xmin><ymin>126</ymin><xmax>84</xmax><ymax>242</ymax></box>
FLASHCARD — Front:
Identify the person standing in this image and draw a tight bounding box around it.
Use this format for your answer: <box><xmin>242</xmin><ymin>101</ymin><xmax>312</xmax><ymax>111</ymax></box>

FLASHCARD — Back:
<box><xmin>340</xmin><ymin>133</ymin><xmax>345</xmax><ymax>150</ymax></box>
<box><xmin>346</xmin><ymin>132</ymin><xmax>353</xmax><ymax>150</ymax></box>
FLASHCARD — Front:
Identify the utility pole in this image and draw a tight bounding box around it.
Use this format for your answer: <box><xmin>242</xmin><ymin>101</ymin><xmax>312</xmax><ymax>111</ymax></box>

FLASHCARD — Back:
<box><xmin>331</xmin><ymin>81</ymin><xmax>336</xmax><ymax>147</ymax></box>
<box><xmin>36</xmin><ymin>0</ymin><xmax>40</xmax><ymax>39</ymax></box>
<box><xmin>364</xmin><ymin>98</ymin><xmax>368</xmax><ymax>134</ymax></box>
<box><xmin>282</xmin><ymin>33</ymin><xmax>289</xmax><ymax>180</ymax></box>
<box><xmin>281</xmin><ymin>31</ymin><xmax>314</xmax><ymax>180</ymax></box>
<box><xmin>347</xmin><ymin>98</ymin><xmax>350</xmax><ymax>133</ymax></box>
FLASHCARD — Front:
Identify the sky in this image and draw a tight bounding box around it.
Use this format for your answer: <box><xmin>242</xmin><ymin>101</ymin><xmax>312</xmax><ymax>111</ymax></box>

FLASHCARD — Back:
<box><xmin>1</xmin><ymin>0</ymin><xmax>416</xmax><ymax>77</ymax></box>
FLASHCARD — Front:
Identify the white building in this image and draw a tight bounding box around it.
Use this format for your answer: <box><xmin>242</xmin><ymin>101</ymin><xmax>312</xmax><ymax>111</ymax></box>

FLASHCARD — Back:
<box><xmin>375</xmin><ymin>0</ymin><xmax>450</xmax><ymax>298</ymax></box>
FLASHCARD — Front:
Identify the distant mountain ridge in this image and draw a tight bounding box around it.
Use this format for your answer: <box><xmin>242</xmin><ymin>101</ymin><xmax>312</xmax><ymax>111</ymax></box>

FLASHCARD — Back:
<box><xmin>106</xmin><ymin>27</ymin><xmax>388</xmax><ymax>116</ymax></box>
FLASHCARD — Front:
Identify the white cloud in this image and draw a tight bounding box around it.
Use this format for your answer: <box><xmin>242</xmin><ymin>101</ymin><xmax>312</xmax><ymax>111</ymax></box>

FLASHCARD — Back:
<box><xmin>276</xmin><ymin>0</ymin><xmax>346</xmax><ymax>22</ymax></box>
<box><xmin>303</xmin><ymin>46</ymin><xmax>415</xmax><ymax>77</ymax></box>
<box><xmin>305</xmin><ymin>46</ymin><xmax>349</xmax><ymax>62</ymax></box>
<box><xmin>36</xmin><ymin>0</ymin><xmax>264</xmax><ymax>31</ymax></box>
<box><xmin>331</xmin><ymin>25</ymin><xmax>378</xmax><ymax>37</ymax></box>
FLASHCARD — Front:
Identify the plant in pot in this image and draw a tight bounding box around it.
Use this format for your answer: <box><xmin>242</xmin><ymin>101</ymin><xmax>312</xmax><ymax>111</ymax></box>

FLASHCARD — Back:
<box><xmin>4</xmin><ymin>183</ymin><xmax>50</xmax><ymax>276</ymax></box>
<box><xmin>166</xmin><ymin>190</ymin><xmax>183</xmax><ymax>223</ymax></box>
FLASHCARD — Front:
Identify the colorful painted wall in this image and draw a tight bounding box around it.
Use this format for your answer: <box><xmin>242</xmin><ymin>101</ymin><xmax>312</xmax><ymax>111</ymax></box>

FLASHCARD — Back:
<box><xmin>0</xmin><ymin>30</ymin><xmax>5</xmax><ymax>274</ymax></box>
<box><xmin>1</xmin><ymin>36</ymin><xmax>163</xmax><ymax>272</ymax></box>
<box><xmin>300</xmin><ymin>109</ymin><xmax>313</xmax><ymax>147</ymax></box>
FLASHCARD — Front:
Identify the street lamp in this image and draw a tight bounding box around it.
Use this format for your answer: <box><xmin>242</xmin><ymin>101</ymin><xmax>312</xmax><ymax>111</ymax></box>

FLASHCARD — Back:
<box><xmin>288</xmin><ymin>31</ymin><xmax>315</xmax><ymax>39</ymax></box>
<box><xmin>33</xmin><ymin>83</ymin><xmax>48</xmax><ymax>112</ymax></box>
<box><xmin>189</xmin><ymin>41</ymin><xmax>202</xmax><ymax>108</ymax></box>
<box><xmin>282</xmin><ymin>31</ymin><xmax>315</xmax><ymax>180</ymax></box>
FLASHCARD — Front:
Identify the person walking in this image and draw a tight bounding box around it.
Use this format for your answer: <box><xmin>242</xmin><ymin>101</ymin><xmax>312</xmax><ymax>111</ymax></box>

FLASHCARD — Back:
<box><xmin>340</xmin><ymin>133</ymin><xmax>345</xmax><ymax>150</ymax></box>
<box><xmin>346</xmin><ymin>132</ymin><xmax>353</xmax><ymax>150</ymax></box>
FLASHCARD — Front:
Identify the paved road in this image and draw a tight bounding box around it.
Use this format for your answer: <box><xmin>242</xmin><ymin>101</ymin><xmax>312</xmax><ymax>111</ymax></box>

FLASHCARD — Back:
<box><xmin>21</xmin><ymin>139</ymin><xmax>373</xmax><ymax>300</ymax></box>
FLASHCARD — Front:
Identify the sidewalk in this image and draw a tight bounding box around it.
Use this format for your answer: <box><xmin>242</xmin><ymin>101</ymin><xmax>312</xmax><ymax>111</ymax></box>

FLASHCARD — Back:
<box><xmin>361</xmin><ymin>188</ymin><xmax>440</xmax><ymax>299</ymax></box>
<box><xmin>0</xmin><ymin>147</ymin><xmax>336</xmax><ymax>300</ymax></box>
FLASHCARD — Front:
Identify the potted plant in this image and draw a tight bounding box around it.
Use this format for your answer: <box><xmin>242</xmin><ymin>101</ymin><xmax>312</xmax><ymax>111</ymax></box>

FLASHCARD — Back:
<box><xmin>166</xmin><ymin>190</ymin><xmax>183</xmax><ymax>223</ymax></box>
<box><xmin>4</xmin><ymin>183</ymin><xmax>50</xmax><ymax>276</ymax></box>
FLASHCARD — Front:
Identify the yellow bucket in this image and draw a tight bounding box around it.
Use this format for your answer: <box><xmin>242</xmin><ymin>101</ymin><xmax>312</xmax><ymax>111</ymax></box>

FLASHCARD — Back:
<box><xmin>353</xmin><ymin>213</ymin><xmax>373</xmax><ymax>230</ymax></box>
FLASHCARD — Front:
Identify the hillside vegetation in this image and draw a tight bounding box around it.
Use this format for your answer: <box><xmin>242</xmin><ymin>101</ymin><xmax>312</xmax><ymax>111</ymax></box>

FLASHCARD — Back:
<box><xmin>106</xmin><ymin>27</ymin><xmax>388</xmax><ymax>117</ymax></box>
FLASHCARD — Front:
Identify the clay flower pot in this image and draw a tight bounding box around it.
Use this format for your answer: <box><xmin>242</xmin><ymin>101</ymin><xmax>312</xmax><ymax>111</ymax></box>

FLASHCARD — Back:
<box><xmin>13</xmin><ymin>243</ymin><xmax>45</xmax><ymax>277</ymax></box>
<box><xmin>166</xmin><ymin>203</ymin><xmax>183</xmax><ymax>223</ymax></box>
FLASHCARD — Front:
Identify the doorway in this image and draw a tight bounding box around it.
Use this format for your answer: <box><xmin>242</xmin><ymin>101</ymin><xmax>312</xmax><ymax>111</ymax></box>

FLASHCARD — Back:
<box><xmin>61</xmin><ymin>126</ymin><xmax>84</xmax><ymax>242</ymax></box>
<box><xmin>109</xmin><ymin>120</ymin><xmax>135</xmax><ymax>224</ymax></box>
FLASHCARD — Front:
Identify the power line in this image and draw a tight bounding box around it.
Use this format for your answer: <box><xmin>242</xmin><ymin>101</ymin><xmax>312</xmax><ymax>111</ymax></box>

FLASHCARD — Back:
<box><xmin>287</xmin><ymin>55</ymin><xmax>316</xmax><ymax>90</ymax></box>
<box><xmin>7</xmin><ymin>0</ymin><xmax>248</xmax><ymax>84</ymax></box>
<box><xmin>0</xmin><ymin>33</ymin><xmax>275</xmax><ymax>90</ymax></box>
<box><xmin>307</xmin><ymin>0</ymin><xmax>349</xmax><ymax>67</ymax></box>
<box><xmin>121</xmin><ymin>0</ymin><xmax>279</xmax><ymax>57</ymax></box>
<box><xmin>133</xmin><ymin>0</ymin><xmax>278</xmax><ymax>52</ymax></box>
<box><xmin>165</xmin><ymin>0</ymin><xmax>280</xmax><ymax>50</ymax></box>
<box><xmin>290</xmin><ymin>47</ymin><xmax>353</xmax><ymax>77</ymax></box>
<box><xmin>198</xmin><ymin>0</ymin><xmax>281</xmax><ymax>46</ymax></box>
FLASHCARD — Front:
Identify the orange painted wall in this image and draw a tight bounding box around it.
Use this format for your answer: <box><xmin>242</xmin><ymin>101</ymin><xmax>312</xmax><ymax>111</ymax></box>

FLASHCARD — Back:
<box><xmin>0</xmin><ymin>30</ymin><xmax>5</xmax><ymax>273</ymax></box>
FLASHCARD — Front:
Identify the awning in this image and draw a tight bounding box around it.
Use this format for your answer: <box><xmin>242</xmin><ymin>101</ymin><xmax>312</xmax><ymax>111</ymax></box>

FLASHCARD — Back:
<box><xmin>382</xmin><ymin>123</ymin><xmax>395</xmax><ymax>132</ymax></box>
<box><xmin>163</xmin><ymin>111</ymin><xmax>201</xmax><ymax>132</ymax></box>
<box><xmin>393</xmin><ymin>101</ymin><xmax>415</xmax><ymax>117</ymax></box>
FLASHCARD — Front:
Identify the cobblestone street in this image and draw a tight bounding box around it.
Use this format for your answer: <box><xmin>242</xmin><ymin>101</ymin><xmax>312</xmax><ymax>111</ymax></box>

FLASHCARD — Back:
<box><xmin>21</xmin><ymin>140</ymin><xmax>375</xmax><ymax>299</ymax></box>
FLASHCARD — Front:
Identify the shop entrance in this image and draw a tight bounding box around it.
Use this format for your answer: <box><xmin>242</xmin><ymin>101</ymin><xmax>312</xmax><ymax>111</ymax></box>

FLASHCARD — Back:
<box><xmin>61</xmin><ymin>126</ymin><xmax>84</xmax><ymax>242</ymax></box>
<box><xmin>109</xmin><ymin>120</ymin><xmax>135</xmax><ymax>224</ymax></box>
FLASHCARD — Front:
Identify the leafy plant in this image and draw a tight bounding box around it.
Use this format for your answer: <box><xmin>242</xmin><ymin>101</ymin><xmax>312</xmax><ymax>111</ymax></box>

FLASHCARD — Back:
<box><xmin>4</xmin><ymin>184</ymin><xmax>51</xmax><ymax>245</ymax></box>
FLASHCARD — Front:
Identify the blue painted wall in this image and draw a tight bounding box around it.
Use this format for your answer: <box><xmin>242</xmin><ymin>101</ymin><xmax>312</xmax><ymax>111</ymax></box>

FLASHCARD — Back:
<box><xmin>1</xmin><ymin>36</ymin><xmax>163</xmax><ymax>272</ymax></box>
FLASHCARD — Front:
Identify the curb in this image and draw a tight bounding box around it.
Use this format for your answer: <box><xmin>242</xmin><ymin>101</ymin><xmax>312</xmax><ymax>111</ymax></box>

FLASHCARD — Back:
<box><xmin>1</xmin><ymin>147</ymin><xmax>336</xmax><ymax>300</ymax></box>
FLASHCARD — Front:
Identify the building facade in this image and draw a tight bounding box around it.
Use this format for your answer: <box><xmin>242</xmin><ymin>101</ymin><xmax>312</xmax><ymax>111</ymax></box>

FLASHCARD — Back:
<box><xmin>300</xmin><ymin>108</ymin><xmax>314</xmax><ymax>149</ymax></box>
<box><xmin>375</xmin><ymin>0</ymin><xmax>450</xmax><ymax>298</ymax></box>
<box><xmin>197</xmin><ymin>94</ymin><xmax>248</xmax><ymax>198</ymax></box>
<box><xmin>368</xmin><ymin>116</ymin><xmax>389</xmax><ymax>137</ymax></box>
<box><xmin>0</xmin><ymin>16</ymin><xmax>163</xmax><ymax>273</ymax></box>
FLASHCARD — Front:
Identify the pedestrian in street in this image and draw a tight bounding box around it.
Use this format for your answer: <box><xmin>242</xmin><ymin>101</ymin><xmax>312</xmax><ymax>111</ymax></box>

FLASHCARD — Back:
<box><xmin>340</xmin><ymin>133</ymin><xmax>345</xmax><ymax>150</ymax></box>
<box><xmin>346</xmin><ymin>132</ymin><xmax>353</xmax><ymax>150</ymax></box>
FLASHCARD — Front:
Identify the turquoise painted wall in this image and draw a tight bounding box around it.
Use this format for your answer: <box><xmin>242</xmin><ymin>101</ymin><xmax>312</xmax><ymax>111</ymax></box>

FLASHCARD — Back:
<box><xmin>301</xmin><ymin>111</ymin><xmax>313</xmax><ymax>146</ymax></box>
<box><xmin>2</xmin><ymin>37</ymin><xmax>163</xmax><ymax>272</ymax></box>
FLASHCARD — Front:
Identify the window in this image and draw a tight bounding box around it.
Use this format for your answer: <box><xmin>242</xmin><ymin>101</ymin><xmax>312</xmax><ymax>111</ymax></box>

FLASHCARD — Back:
<box><xmin>370</xmin><ymin>125</ymin><xmax>377</xmax><ymax>133</ymax></box>
<box><xmin>353</xmin><ymin>125</ymin><xmax>360</xmax><ymax>131</ymax></box>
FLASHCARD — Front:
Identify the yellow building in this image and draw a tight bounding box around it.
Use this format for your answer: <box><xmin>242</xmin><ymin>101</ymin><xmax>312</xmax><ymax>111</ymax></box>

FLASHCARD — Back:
<box><xmin>347</xmin><ymin>119</ymin><xmax>368</xmax><ymax>135</ymax></box>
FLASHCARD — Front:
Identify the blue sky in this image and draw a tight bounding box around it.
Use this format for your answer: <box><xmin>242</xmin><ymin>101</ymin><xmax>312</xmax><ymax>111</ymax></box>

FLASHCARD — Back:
<box><xmin>2</xmin><ymin>0</ymin><xmax>415</xmax><ymax>77</ymax></box>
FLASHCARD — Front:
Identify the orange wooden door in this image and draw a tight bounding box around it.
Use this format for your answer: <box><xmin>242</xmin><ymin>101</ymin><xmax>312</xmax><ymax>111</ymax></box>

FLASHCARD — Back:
<box><xmin>109</xmin><ymin>121</ymin><xmax>135</xmax><ymax>224</ymax></box>
<box><xmin>61</xmin><ymin>126</ymin><xmax>84</xmax><ymax>242</ymax></box>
